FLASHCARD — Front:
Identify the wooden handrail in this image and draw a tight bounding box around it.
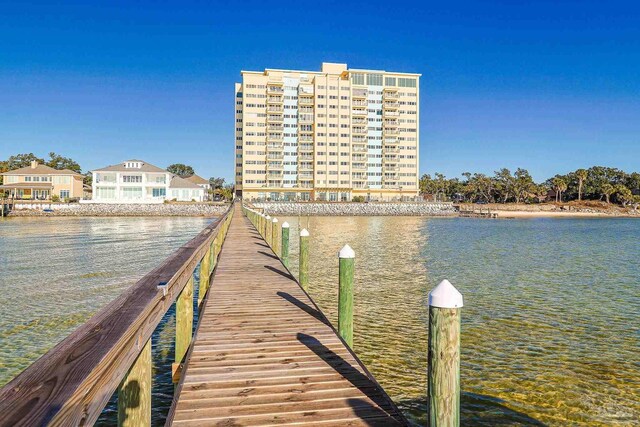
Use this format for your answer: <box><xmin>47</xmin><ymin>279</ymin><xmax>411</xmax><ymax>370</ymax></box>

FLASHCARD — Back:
<box><xmin>0</xmin><ymin>203</ymin><xmax>235</xmax><ymax>426</ymax></box>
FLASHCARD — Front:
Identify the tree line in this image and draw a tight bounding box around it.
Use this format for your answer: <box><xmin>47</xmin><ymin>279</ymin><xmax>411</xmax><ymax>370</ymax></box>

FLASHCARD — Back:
<box><xmin>420</xmin><ymin>166</ymin><xmax>640</xmax><ymax>206</ymax></box>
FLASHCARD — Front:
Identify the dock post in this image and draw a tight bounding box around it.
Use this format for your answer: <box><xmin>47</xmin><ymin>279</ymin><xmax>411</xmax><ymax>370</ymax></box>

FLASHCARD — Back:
<box><xmin>174</xmin><ymin>276</ymin><xmax>194</xmax><ymax>383</ymax></box>
<box><xmin>118</xmin><ymin>338</ymin><xmax>151</xmax><ymax>427</ymax></box>
<box><xmin>198</xmin><ymin>248</ymin><xmax>211</xmax><ymax>306</ymax></box>
<box><xmin>338</xmin><ymin>244</ymin><xmax>355</xmax><ymax>348</ymax></box>
<box><xmin>265</xmin><ymin>215</ymin><xmax>271</xmax><ymax>247</ymax></box>
<box><xmin>281</xmin><ymin>222</ymin><xmax>290</xmax><ymax>267</ymax></box>
<box><xmin>299</xmin><ymin>228</ymin><xmax>309</xmax><ymax>290</ymax></box>
<box><xmin>272</xmin><ymin>217</ymin><xmax>279</xmax><ymax>257</ymax></box>
<box><xmin>427</xmin><ymin>279</ymin><xmax>463</xmax><ymax>427</ymax></box>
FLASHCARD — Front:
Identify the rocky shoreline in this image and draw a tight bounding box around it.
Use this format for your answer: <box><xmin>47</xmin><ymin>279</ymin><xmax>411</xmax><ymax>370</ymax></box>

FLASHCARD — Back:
<box><xmin>252</xmin><ymin>202</ymin><xmax>457</xmax><ymax>216</ymax></box>
<box><xmin>7</xmin><ymin>203</ymin><xmax>229</xmax><ymax>217</ymax></box>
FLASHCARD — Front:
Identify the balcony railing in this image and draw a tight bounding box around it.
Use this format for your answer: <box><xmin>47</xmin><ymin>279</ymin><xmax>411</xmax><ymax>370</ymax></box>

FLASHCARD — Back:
<box><xmin>384</xmin><ymin>101</ymin><xmax>399</xmax><ymax>109</ymax></box>
<box><xmin>267</xmin><ymin>115</ymin><xmax>284</xmax><ymax>123</ymax></box>
<box><xmin>352</xmin><ymin>100</ymin><xmax>367</xmax><ymax>107</ymax></box>
<box><xmin>352</xmin><ymin>127</ymin><xmax>367</xmax><ymax>134</ymax></box>
<box><xmin>352</xmin><ymin>88</ymin><xmax>368</xmax><ymax>98</ymax></box>
<box><xmin>267</xmin><ymin>86</ymin><xmax>284</xmax><ymax>94</ymax></box>
<box><xmin>353</xmin><ymin>146</ymin><xmax>367</xmax><ymax>153</ymax></box>
<box><xmin>299</xmin><ymin>97</ymin><xmax>314</xmax><ymax>105</ymax></box>
<box><xmin>267</xmin><ymin>125</ymin><xmax>284</xmax><ymax>132</ymax></box>
<box><xmin>383</xmin><ymin>110</ymin><xmax>400</xmax><ymax>117</ymax></box>
<box><xmin>267</xmin><ymin>96</ymin><xmax>284</xmax><ymax>103</ymax></box>
<box><xmin>298</xmin><ymin>85</ymin><xmax>314</xmax><ymax>95</ymax></box>
<box><xmin>352</xmin><ymin>108</ymin><xmax>367</xmax><ymax>116</ymax></box>
<box><xmin>383</xmin><ymin>91</ymin><xmax>399</xmax><ymax>99</ymax></box>
<box><xmin>352</xmin><ymin>117</ymin><xmax>367</xmax><ymax>125</ymax></box>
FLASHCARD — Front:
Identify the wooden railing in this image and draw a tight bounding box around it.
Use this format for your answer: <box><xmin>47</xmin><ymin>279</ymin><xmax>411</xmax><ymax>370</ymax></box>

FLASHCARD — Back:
<box><xmin>0</xmin><ymin>203</ymin><xmax>235</xmax><ymax>426</ymax></box>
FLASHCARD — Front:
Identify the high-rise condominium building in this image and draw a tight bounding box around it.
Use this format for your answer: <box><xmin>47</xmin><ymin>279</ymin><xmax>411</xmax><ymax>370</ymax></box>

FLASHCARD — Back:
<box><xmin>234</xmin><ymin>62</ymin><xmax>420</xmax><ymax>201</ymax></box>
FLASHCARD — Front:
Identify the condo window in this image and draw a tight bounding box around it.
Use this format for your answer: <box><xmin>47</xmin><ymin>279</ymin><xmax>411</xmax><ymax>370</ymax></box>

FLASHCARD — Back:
<box><xmin>367</xmin><ymin>74</ymin><xmax>383</xmax><ymax>86</ymax></box>
<box><xmin>385</xmin><ymin>77</ymin><xmax>396</xmax><ymax>86</ymax></box>
<box><xmin>398</xmin><ymin>78</ymin><xmax>417</xmax><ymax>88</ymax></box>
<box><xmin>351</xmin><ymin>74</ymin><xmax>365</xmax><ymax>85</ymax></box>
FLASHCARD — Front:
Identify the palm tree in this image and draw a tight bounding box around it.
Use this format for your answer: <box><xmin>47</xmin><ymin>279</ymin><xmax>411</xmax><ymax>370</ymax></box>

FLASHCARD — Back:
<box><xmin>575</xmin><ymin>169</ymin><xmax>588</xmax><ymax>201</ymax></box>
<box><xmin>552</xmin><ymin>177</ymin><xmax>567</xmax><ymax>202</ymax></box>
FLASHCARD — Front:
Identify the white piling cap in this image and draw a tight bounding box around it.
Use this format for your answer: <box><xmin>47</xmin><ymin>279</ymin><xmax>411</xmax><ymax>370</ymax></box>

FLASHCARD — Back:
<box><xmin>338</xmin><ymin>244</ymin><xmax>355</xmax><ymax>259</ymax></box>
<box><xmin>428</xmin><ymin>279</ymin><xmax>463</xmax><ymax>308</ymax></box>
<box><xmin>282</xmin><ymin>221</ymin><xmax>290</xmax><ymax>228</ymax></box>
<box><xmin>265</xmin><ymin>215</ymin><xmax>271</xmax><ymax>219</ymax></box>
<box><xmin>272</xmin><ymin>217</ymin><xmax>278</xmax><ymax>223</ymax></box>
<box><xmin>300</xmin><ymin>228</ymin><xmax>309</xmax><ymax>237</ymax></box>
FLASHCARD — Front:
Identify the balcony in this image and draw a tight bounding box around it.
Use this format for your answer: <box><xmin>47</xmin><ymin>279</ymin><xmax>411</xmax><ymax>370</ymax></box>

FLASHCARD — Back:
<box><xmin>352</xmin><ymin>117</ymin><xmax>367</xmax><ymax>125</ymax></box>
<box><xmin>299</xmin><ymin>96</ymin><xmax>314</xmax><ymax>105</ymax></box>
<box><xmin>384</xmin><ymin>136</ymin><xmax>399</xmax><ymax>144</ymax></box>
<box><xmin>267</xmin><ymin>133</ymin><xmax>283</xmax><ymax>142</ymax></box>
<box><xmin>352</xmin><ymin>155</ymin><xmax>367</xmax><ymax>162</ymax></box>
<box><xmin>385</xmin><ymin>129</ymin><xmax>400</xmax><ymax>136</ymax></box>
<box><xmin>267</xmin><ymin>144</ymin><xmax>283</xmax><ymax>152</ymax></box>
<box><xmin>352</xmin><ymin>108</ymin><xmax>367</xmax><ymax>116</ymax></box>
<box><xmin>384</xmin><ymin>120</ymin><xmax>399</xmax><ymax>128</ymax></box>
<box><xmin>268</xmin><ymin>79</ymin><xmax>283</xmax><ymax>86</ymax></box>
<box><xmin>267</xmin><ymin>114</ymin><xmax>284</xmax><ymax>123</ymax></box>
<box><xmin>298</xmin><ymin>163</ymin><xmax>314</xmax><ymax>171</ymax></box>
<box><xmin>352</xmin><ymin>100</ymin><xmax>367</xmax><ymax>107</ymax></box>
<box><xmin>298</xmin><ymin>114</ymin><xmax>314</xmax><ymax>124</ymax></box>
<box><xmin>267</xmin><ymin>95</ymin><xmax>284</xmax><ymax>104</ymax></box>
<box><xmin>352</xmin><ymin>88</ymin><xmax>368</xmax><ymax>98</ymax></box>
<box><xmin>384</xmin><ymin>146</ymin><xmax>400</xmax><ymax>153</ymax></box>
<box><xmin>267</xmin><ymin>162</ymin><xmax>284</xmax><ymax>170</ymax></box>
<box><xmin>299</xmin><ymin>85</ymin><xmax>314</xmax><ymax>95</ymax></box>
<box><xmin>384</xmin><ymin>165</ymin><xmax>400</xmax><ymax>172</ymax></box>
<box><xmin>352</xmin><ymin>136</ymin><xmax>367</xmax><ymax>143</ymax></box>
<box><xmin>383</xmin><ymin>91</ymin><xmax>399</xmax><ymax>99</ymax></box>
<box><xmin>352</xmin><ymin>126</ymin><xmax>367</xmax><ymax>135</ymax></box>
<box><xmin>352</xmin><ymin>163</ymin><xmax>367</xmax><ymax>171</ymax></box>
<box><xmin>384</xmin><ymin>101</ymin><xmax>399</xmax><ymax>109</ymax></box>
<box><xmin>383</xmin><ymin>110</ymin><xmax>400</xmax><ymax>117</ymax></box>
<box><xmin>267</xmin><ymin>124</ymin><xmax>284</xmax><ymax>132</ymax></box>
<box><xmin>267</xmin><ymin>153</ymin><xmax>284</xmax><ymax>160</ymax></box>
<box><xmin>298</xmin><ymin>127</ymin><xmax>314</xmax><ymax>134</ymax></box>
<box><xmin>299</xmin><ymin>154</ymin><xmax>314</xmax><ymax>161</ymax></box>
<box><xmin>353</xmin><ymin>146</ymin><xmax>367</xmax><ymax>153</ymax></box>
<box><xmin>267</xmin><ymin>105</ymin><xmax>284</xmax><ymax>113</ymax></box>
<box><xmin>267</xmin><ymin>85</ymin><xmax>284</xmax><ymax>95</ymax></box>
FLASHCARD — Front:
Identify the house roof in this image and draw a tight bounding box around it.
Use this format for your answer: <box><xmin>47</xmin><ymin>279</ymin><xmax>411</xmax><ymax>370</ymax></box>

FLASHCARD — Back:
<box><xmin>0</xmin><ymin>183</ymin><xmax>54</xmax><ymax>189</ymax></box>
<box><xmin>1</xmin><ymin>164</ymin><xmax>82</xmax><ymax>177</ymax></box>
<box><xmin>185</xmin><ymin>174</ymin><xmax>209</xmax><ymax>185</ymax></box>
<box><xmin>169</xmin><ymin>175</ymin><xmax>203</xmax><ymax>189</ymax></box>
<box><xmin>92</xmin><ymin>160</ymin><xmax>167</xmax><ymax>174</ymax></box>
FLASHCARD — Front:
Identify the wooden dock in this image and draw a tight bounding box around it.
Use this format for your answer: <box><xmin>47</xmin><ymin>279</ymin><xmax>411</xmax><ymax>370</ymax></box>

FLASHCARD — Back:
<box><xmin>0</xmin><ymin>203</ymin><xmax>407</xmax><ymax>426</ymax></box>
<box><xmin>167</xmin><ymin>206</ymin><xmax>405</xmax><ymax>426</ymax></box>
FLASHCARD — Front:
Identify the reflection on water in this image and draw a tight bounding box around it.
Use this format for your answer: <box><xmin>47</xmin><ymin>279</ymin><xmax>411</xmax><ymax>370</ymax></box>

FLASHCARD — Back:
<box><xmin>280</xmin><ymin>216</ymin><xmax>640</xmax><ymax>427</ymax></box>
<box><xmin>0</xmin><ymin>216</ymin><xmax>212</xmax><ymax>388</ymax></box>
<box><xmin>1</xmin><ymin>216</ymin><xmax>638</xmax><ymax>426</ymax></box>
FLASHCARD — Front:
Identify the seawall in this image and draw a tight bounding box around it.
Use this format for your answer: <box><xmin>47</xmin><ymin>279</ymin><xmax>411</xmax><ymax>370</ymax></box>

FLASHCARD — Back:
<box><xmin>252</xmin><ymin>202</ymin><xmax>456</xmax><ymax>216</ymax></box>
<box><xmin>7</xmin><ymin>203</ymin><xmax>229</xmax><ymax>217</ymax></box>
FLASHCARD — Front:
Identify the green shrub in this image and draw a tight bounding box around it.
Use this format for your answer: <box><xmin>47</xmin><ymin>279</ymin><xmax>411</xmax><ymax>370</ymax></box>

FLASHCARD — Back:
<box><xmin>51</xmin><ymin>194</ymin><xmax>60</xmax><ymax>202</ymax></box>
<box><xmin>352</xmin><ymin>196</ymin><xmax>365</xmax><ymax>203</ymax></box>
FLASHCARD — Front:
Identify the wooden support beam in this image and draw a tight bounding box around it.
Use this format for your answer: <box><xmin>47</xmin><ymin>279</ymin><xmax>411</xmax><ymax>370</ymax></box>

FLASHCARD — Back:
<box><xmin>118</xmin><ymin>338</ymin><xmax>151</xmax><ymax>427</ymax></box>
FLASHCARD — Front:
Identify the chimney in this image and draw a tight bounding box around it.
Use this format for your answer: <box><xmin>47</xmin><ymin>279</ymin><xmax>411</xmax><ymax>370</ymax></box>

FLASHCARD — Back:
<box><xmin>30</xmin><ymin>161</ymin><xmax>38</xmax><ymax>169</ymax></box>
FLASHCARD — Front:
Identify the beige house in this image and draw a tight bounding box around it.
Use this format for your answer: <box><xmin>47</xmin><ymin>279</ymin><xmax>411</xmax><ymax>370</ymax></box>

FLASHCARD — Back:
<box><xmin>235</xmin><ymin>62</ymin><xmax>420</xmax><ymax>202</ymax></box>
<box><xmin>0</xmin><ymin>161</ymin><xmax>84</xmax><ymax>200</ymax></box>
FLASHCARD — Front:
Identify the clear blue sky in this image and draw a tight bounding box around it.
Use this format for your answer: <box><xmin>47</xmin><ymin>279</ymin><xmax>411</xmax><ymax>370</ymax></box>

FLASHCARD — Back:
<box><xmin>1</xmin><ymin>1</ymin><xmax>639</xmax><ymax>182</ymax></box>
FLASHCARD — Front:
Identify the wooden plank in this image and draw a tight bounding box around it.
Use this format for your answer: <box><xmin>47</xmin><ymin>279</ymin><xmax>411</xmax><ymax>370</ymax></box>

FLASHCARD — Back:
<box><xmin>167</xmin><ymin>205</ymin><xmax>407</xmax><ymax>426</ymax></box>
<box><xmin>0</xmin><ymin>206</ymin><xmax>233</xmax><ymax>426</ymax></box>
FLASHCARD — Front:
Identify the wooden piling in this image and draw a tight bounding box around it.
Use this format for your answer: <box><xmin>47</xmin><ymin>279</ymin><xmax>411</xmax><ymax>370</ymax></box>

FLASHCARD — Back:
<box><xmin>299</xmin><ymin>228</ymin><xmax>309</xmax><ymax>291</ymax></box>
<box><xmin>271</xmin><ymin>217</ymin><xmax>279</xmax><ymax>257</ymax></box>
<box><xmin>118</xmin><ymin>338</ymin><xmax>151</xmax><ymax>427</ymax></box>
<box><xmin>281</xmin><ymin>222</ymin><xmax>290</xmax><ymax>267</ymax></box>
<box><xmin>198</xmin><ymin>249</ymin><xmax>211</xmax><ymax>306</ymax></box>
<box><xmin>427</xmin><ymin>279</ymin><xmax>463</xmax><ymax>427</ymax></box>
<box><xmin>265</xmin><ymin>215</ymin><xmax>271</xmax><ymax>247</ymax></box>
<box><xmin>174</xmin><ymin>276</ymin><xmax>194</xmax><ymax>383</ymax></box>
<box><xmin>338</xmin><ymin>244</ymin><xmax>355</xmax><ymax>348</ymax></box>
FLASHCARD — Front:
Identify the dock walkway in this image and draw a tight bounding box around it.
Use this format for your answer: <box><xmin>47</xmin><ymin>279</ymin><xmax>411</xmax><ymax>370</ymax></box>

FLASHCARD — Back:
<box><xmin>168</xmin><ymin>206</ymin><xmax>406</xmax><ymax>426</ymax></box>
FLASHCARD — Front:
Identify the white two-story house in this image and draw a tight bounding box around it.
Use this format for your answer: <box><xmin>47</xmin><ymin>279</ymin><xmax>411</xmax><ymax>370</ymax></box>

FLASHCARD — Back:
<box><xmin>89</xmin><ymin>160</ymin><xmax>205</xmax><ymax>203</ymax></box>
